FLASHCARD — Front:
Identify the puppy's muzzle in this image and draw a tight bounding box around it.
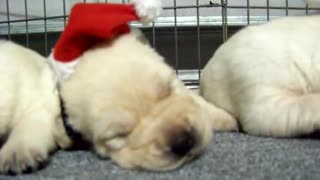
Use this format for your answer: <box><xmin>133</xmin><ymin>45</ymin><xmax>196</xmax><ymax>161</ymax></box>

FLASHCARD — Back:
<box><xmin>168</xmin><ymin>129</ymin><xmax>197</xmax><ymax>157</ymax></box>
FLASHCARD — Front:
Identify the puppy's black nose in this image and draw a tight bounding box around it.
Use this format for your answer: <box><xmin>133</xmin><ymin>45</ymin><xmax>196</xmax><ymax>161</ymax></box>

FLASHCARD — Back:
<box><xmin>169</xmin><ymin>130</ymin><xmax>196</xmax><ymax>157</ymax></box>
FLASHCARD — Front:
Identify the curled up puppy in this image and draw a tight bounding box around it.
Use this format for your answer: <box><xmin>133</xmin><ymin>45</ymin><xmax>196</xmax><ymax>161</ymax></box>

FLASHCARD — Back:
<box><xmin>0</xmin><ymin>40</ymin><xmax>64</xmax><ymax>174</ymax></box>
<box><xmin>50</xmin><ymin>3</ymin><xmax>237</xmax><ymax>171</ymax></box>
<box><xmin>56</xmin><ymin>31</ymin><xmax>235</xmax><ymax>170</ymax></box>
<box><xmin>0</xmin><ymin>2</ymin><xmax>237</xmax><ymax>175</ymax></box>
<box><xmin>201</xmin><ymin>15</ymin><xmax>320</xmax><ymax>138</ymax></box>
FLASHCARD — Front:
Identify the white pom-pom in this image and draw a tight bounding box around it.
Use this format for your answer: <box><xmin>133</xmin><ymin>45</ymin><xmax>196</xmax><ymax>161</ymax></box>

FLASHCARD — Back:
<box><xmin>131</xmin><ymin>0</ymin><xmax>162</xmax><ymax>24</ymax></box>
<box><xmin>48</xmin><ymin>52</ymin><xmax>79</xmax><ymax>84</ymax></box>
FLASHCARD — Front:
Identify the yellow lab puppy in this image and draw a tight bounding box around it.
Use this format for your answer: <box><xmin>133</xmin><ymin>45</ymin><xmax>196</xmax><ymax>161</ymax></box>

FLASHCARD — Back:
<box><xmin>0</xmin><ymin>40</ymin><xmax>66</xmax><ymax>174</ymax></box>
<box><xmin>59</xmin><ymin>31</ymin><xmax>237</xmax><ymax>171</ymax></box>
<box><xmin>201</xmin><ymin>15</ymin><xmax>320</xmax><ymax>137</ymax></box>
<box><xmin>0</xmin><ymin>32</ymin><xmax>236</xmax><ymax>174</ymax></box>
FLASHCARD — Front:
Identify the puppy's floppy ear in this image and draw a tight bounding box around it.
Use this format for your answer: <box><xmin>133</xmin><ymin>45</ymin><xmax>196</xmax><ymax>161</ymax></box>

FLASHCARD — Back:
<box><xmin>127</xmin><ymin>119</ymin><xmax>157</xmax><ymax>149</ymax></box>
<box><xmin>197</xmin><ymin>96</ymin><xmax>238</xmax><ymax>132</ymax></box>
<box><xmin>93</xmin><ymin>109</ymin><xmax>137</xmax><ymax>144</ymax></box>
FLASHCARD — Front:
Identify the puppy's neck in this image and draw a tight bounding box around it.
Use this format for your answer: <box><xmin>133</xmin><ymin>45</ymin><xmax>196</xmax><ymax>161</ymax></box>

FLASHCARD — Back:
<box><xmin>54</xmin><ymin>95</ymin><xmax>90</xmax><ymax>150</ymax></box>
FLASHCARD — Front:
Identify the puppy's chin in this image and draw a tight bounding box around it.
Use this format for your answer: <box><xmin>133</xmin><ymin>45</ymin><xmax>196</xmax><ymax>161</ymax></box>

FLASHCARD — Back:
<box><xmin>109</xmin><ymin>145</ymin><xmax>191</xmax><ymax>171</ymax></box>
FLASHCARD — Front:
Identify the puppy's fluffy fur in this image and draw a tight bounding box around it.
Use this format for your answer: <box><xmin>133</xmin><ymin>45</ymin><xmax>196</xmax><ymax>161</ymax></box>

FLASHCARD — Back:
<box><xmin>0</xmin><ymin>31</ymin><xmax>236</xmax><ymax>174</ymax></box>
<box><xmin>0</xmin><ymin>41</ymin><xmax>67</xmax><ymax>173</ymax></box>
<box><xmin>60</xmin><ymin>32</ymin><xmax>237</xmax><ymax>171</ymax></box>
<box><xmin>201</xmin><ymin>15</ymin><xmax>320</xmax><ymax>137</ymax></box>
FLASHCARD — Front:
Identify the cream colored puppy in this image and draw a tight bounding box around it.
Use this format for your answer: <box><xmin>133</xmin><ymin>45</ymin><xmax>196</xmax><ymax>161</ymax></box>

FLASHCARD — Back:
<box><xmin>201</xmin><ymin>15</ymin><xmax>320</xmax><ymax>137</ymax></box>
<box><xmin>0</xmin><ymin>40</ymin><xmax>67</xmax><ymax>174</ymax></box>
<box><xmin>59</xmin><ymin>31</ymin><xmax>237</xmax><ymax>171</ymax></box>
<box><xmin>0</xmin><ymin>32</ymin><xmax>235</xmax><ymax>174</ymax></box>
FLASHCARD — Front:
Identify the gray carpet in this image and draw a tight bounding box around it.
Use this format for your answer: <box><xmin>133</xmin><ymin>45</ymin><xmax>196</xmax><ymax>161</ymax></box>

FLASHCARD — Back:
<box><xmin>1</xmin><ymin>132</ymin><xmax>320</xmax><ymax>180</ymax></box>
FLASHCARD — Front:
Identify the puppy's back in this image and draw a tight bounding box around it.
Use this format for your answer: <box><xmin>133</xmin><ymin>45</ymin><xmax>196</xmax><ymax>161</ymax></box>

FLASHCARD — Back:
<box><xmin>0</xmin><ymin>41</ymin><xmax>59</xmax><ymax>131</ymax></box>
<box><xmin>201</xmin><ymin>15</ymin><xmax>320</xmax><ymax>117</ymax></box>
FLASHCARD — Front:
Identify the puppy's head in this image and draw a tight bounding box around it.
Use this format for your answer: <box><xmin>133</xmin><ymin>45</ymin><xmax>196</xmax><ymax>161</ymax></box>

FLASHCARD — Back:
<box><xmin>107</xmin><ymin>92</ymin><xmax>214</xmax><ymax>171</ymax></box>
<box><xmin>60</xmin><ymin>30</ymin><xmax>231</xmax><ymax>171</ymax></box>
<box><xmin>90</xmin><ymin>77</ymin><xmax>225</xmax><ymax>171</ymax></box>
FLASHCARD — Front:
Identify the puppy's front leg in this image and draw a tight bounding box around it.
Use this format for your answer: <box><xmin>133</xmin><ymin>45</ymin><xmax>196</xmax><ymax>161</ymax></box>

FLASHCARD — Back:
<box><xmin>0</xmin><ymin>110</ymin><xmax>57</xmax><ymax>174</ymax></box>
<box><xmin>195</xmin><ymin>95</ymin><xmax>238</xmax><ymax>132</ymax></box>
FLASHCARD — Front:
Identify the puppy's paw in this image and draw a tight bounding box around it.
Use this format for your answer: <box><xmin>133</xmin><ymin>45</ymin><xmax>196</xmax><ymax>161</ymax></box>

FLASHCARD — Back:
<box><xmin>200</xmin><ymin>98</ymin><xmax>238</xmax><ymax>132</ymax></box>
<box><xmin>209</xmin><ymin>107</ymin><xmax>238</xmax><ymax>132</ymax></box>
<box><xmin>214</xmin><ymin>116</ymin><xmax>239</xmax><ymax>132</ymax></box>
<box><xmin>0</xmin><ymin>141</ymin><xmax>49</xmax><ymax>174</ymax></box>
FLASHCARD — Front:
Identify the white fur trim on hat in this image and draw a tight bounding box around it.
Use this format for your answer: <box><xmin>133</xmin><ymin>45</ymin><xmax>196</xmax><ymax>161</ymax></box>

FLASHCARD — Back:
<box><xmin>131</xmin><ymin>0</ymin><xmax>162</xmax><ymax>24</ymax></box>
<box><xmin>48</xmin><ymin>52</ymin><xmax>79</xmax><ymax>84</ymax></box>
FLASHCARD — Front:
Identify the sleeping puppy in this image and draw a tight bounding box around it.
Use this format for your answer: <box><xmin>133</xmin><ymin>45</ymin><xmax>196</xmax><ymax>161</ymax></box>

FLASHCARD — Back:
<box><xmin>0</xmin><ymin>1</ymin><xmax>237</xmax><ymax>174</ymax></box>
<box><xmin>200</xmin><ymin>15</ymin><xmax>320</xmax><ymax>137</ymax></box>
<box><xmin>59</xmin><ymin>31</ymin><xmax>237</xmax><ymax>171</ymax></box>
<box><xmin>0</xmin><ymin>33</ymin><xmax>236</xmax><ymax>174</ymax></box>
<box><xmin>0</xmin><ymin>40</ymin><xmax>66</xmax><ymax>174</ymax></box>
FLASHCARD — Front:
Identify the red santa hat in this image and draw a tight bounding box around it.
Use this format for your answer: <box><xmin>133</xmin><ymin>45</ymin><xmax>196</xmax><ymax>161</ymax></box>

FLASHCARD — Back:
<box><xmin>49</xmin><ymin>0</ymin><xmax>161</xmax><ymax>83</ymax></box>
